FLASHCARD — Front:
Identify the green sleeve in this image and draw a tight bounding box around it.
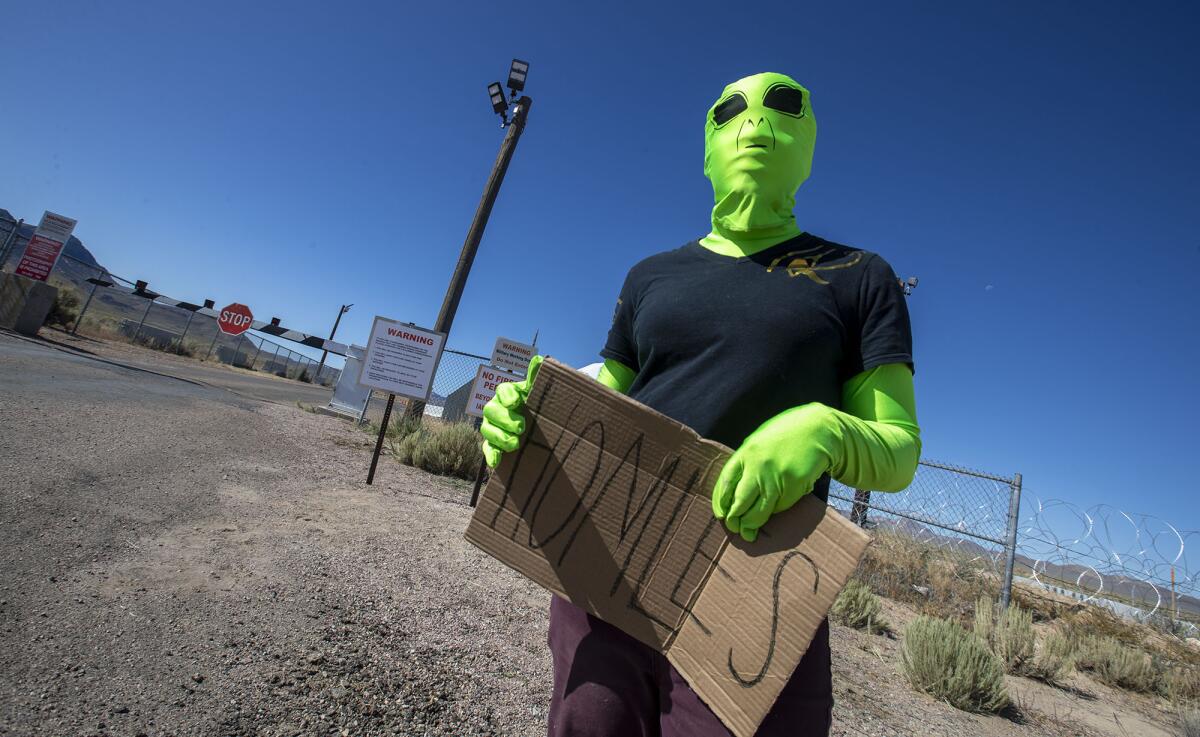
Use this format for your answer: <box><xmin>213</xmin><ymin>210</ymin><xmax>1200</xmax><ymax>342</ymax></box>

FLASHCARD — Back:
<box><xmin>597</xmin><ymin>358</ymin><xmax>636</xmax><ymax>394</ymax></box>
<box><xmin>828</xmin><ymin>362</ymin><xmax>921</xmax><ymax>492</ymax></box>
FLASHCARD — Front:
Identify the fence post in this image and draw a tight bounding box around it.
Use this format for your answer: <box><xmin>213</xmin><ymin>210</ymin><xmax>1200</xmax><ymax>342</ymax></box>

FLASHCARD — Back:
<box><xmin>177</xmin><ymin>310</ymin><xmax>196</xmax><ymax>349</ymax></box>
<box><xmin>132</xmin><ymin>299</ymin><xmax>154</xmax><ymax>343</ymax></box>
<box><xmin>1000</xmin><ymin>472</ymin><xmax>1023</xmax><ymax>609</ymax></box>
<box><xmin>249</xmin><ymin>336</ymin><xmax>264</xmax><ymax>370</ymax></box>
<box><xmin>850</xmin><ymin>489</ymin><xmax>871</xmax><ymax>528</ymax></box>
<box><xmin>205</xmin><ymin>327</ymin><xmax>221</xmax><ymax>360</ymax></box>
<box><xmin>72</xmin><ymin>275</ymin><xmax>105</xmax><ymax>336</ymax></box>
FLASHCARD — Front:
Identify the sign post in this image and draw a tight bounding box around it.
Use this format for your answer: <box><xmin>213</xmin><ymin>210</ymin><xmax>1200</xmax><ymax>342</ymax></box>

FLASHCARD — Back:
<box><xmin>359</xmin><ymin>317</ymin><xmax>447</xmax><ymax>484</ymax></box>
<box><xmin>14</xmin><ymin>211</ymin><xmax>76</xmax><ymax>282</ymax></box>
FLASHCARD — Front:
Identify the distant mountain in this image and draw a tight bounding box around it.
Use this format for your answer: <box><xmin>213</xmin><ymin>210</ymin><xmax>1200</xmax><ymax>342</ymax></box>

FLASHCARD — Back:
<box><xmin>1</xmin><ymin>208</ymin><xmax>106</xmax><ymax>274</ymax></box>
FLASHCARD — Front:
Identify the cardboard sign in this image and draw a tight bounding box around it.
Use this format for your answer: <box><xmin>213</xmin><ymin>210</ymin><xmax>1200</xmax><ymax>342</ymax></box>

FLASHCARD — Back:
<box><xmin>358</xmin><ymin>317</ymin><xmax>446</xmax><ymax>400</ymax></box>
<box><xmin>465</xmin><ymin>358</ymin><xmax>869</xmax><ymax>737</ymax></box>
<box><xmin>465</xmin><ymin>364</ymin><xmax>520</xmax><ymax>418</ymax></box>
<box><xmin>14</xmin><ymin>211</ymin><xmax>76</xmax><ymax>282</ymax></box>
<box><xmin>490</xmin><ymin>337</ymin><xmax>535</xmax><ymax>375</ymax></box>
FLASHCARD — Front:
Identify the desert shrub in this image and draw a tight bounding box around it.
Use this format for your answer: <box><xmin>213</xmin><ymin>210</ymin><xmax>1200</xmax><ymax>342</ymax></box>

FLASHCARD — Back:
<box><xmin>974</xmin><ymin>598</ymin><xmax>1035</xmax><ymax>674</ymax></box>
<box><xmin>1077</xmin><ymin>636</ymin><xmax>1160</xmax><ymax>693</ymax></box>
<box><xmin>1181</xmin><ymin>708</ymin><xmax>1200</xmax><ymax>737</ymax></box>
<box><xmin>901</xmin><ymin>615</ymin><xmax>1009</xmax><ymax>713</ymax></box>
<box><xmin>387</xmin><ymin>421</ymin><xmax>482</xmax><ymax>480</ymax></box>
<box><xmin>832</xmin><ymin>578</ymin><xmax>888</xmax><ymax>634</ymax></box>
<box><xmin>1025</xmin><ymin>630</ymin><xmax>1075</xmax><ymax>685</ymax></box>
<box><xmin>44</xmin><ymin>287</ymin><xmax>82</xmax><ymax>328</ymax></box>
<box><xmin>1161</xmin><ymin>665</ymin><xmax>1200</xmax><ymax>703</ymax></box>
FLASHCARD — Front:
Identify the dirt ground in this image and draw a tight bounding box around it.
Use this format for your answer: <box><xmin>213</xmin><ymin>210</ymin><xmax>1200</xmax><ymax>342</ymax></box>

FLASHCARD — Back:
<box><xmin>0</xmin><ymin>329</ymin><xmax>1184</xmax><ymax>737</ymax></box>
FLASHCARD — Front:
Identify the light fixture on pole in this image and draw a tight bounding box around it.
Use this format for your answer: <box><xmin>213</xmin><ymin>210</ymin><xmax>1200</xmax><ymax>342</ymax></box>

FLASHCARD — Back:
<box><xmin>488</xmin><ymin>82</ymin><xmax>508</xmax><ymax>126</ymax></box>
<box><xmin>507</xmin><ymin>59</ymin><xmax>528</xmax><ymax>97</ymax></box>
<box><xmin>901</xmin><ymin>276</ymin><xmax>919</xmax><ymax>297</ymax></box>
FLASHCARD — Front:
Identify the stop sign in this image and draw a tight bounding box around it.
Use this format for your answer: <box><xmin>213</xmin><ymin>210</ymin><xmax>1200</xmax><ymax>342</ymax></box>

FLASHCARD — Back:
<box><xmin>217</xmin><ymin>303</ymin><xmax>254</xmax><ymax>336</ymax></box>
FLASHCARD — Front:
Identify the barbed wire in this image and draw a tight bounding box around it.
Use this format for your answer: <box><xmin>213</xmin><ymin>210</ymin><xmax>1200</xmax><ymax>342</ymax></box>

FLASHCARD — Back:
<box><xmin>1018</xmin><ymin>497</ymin><xmax>1196</xmax><ymax>623</ymax></box>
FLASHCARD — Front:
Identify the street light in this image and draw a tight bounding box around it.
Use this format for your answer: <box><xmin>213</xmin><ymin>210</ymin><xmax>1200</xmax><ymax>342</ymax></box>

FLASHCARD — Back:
<box><xmin>395</xmin><ymin>57</ymin><xmax>534</xmax><ymax>431</ymax></box>
<box><xmin>488</xmin><ymin>82</ymin><xmax>508</xmax><ymax>126</ymax></box>
<box><xmin>507</xmin><ymin>59</ymin><xmax>528</xmax><ymax>97</ymax></box>
<box><xmin>901</xmin><ymin>276</ymin><xmax>919</xmax><ymax>297</ymax></box>
<box><xmin>316</xmin><ymin>303</ymin><xmax>351</xmax><ymax>384</ymax></box>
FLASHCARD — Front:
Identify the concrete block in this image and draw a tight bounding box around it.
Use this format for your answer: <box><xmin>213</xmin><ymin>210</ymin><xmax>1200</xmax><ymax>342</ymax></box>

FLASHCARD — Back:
<box><xmin>0</xmin><ymin>272</ymin><xmax>59</xmax><ymax>336</ymax></box>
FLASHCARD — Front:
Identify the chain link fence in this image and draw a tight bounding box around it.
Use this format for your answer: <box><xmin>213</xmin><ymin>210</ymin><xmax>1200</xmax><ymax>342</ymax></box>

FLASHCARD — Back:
<box><xmin>0</xmin><ymin>216</ymin><xmax>339</xmax><ymax>386</ymax></box>
<box><xmin>829</xmin><ymin>461</ymin><xmax>1022</xmax><ymax>613</ymax></box>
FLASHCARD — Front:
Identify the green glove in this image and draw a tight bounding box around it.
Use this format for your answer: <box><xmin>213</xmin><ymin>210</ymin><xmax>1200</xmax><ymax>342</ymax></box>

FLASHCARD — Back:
<box><xmin>712</xmin><ymin>363</ymin><xmax>920</xmax><ymax>542</ymax></box>
<box><xmin>480</xmin><ymin>355</ymin><xmax>544</xmax><ymax>469</ymax></box>
<box><xmin>711</xmin><ymin>403</ymin><xmax>838</xmax><ymax>542</ymax></box>
<box><xmin>479</xmin><ymin>356</ymin><xmax>635</xmax><ymax>468</ymax></box>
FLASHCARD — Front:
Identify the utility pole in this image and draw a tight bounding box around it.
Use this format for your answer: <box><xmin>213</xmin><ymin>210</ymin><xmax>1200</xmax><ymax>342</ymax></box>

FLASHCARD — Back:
<box><xmin>406</xmin><ymin>62</ymin><xmax>533</xmax><ymax>421</ymax></box>
<box><xmin>316</xmin><ymin>303</ymin><xmax>351</xmax><ymax>384</ymax></box>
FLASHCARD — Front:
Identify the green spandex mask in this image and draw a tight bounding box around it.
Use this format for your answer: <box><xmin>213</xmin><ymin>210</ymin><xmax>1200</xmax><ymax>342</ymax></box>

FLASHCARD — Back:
<box><xmin>701</xmin><ymin>72</ymin><xmax>817</xmax><ymax>257</ymax></box>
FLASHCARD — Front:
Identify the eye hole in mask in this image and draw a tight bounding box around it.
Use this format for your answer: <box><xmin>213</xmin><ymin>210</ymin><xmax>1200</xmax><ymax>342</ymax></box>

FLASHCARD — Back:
<box><xmin>711</xmin><ymin>93</ymin><xmax>748</xmax><ymax>127</ymax></box>
<box><xmin>762</xmin><ymin>84</ymin><xmax>805</xmax><ymax>117</ymax></box>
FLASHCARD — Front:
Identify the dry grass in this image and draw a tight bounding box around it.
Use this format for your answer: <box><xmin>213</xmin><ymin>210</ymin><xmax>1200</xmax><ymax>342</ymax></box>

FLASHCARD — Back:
<box><xmin>1181</xmin><ymin>708</ymin><xmax>1200</xmax><ymax>737</ymax></box>
<box><xmin>901</xmin><ymin>615</ymin><xmax>1009</xmax><ymax>713</ymax></box>
<box><xmin>856</xmin><ymin>532</ymin><xmax>996</xmax><ymax>623</ymax></box>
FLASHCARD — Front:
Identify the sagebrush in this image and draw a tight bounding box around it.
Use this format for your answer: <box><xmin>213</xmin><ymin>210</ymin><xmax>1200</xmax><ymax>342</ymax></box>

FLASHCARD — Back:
<box><xmin>974</xmin><ymin>598</ymin><xmax>1035</xmax><ymax>675</ymax></box>
<box><xmin>1073</xmin><ymin>635</ymin><xmax>1159</xmax><ymax>694</ymax></box>
<box><xmin>901</xmin><ymin>615</ymin><xmax>1009</xmax><ymax>713</ymax></box>
<box><xmin>386</xmin><ymin>419</ymin><xmax>483</xmax><ymax>480</ymax></box>
<box><xmin>832</xmin><ymin>578</ymin><xmax>888</xmax><ymax>634</ymax></box>
<box><xmin>1026</xmin><ymin>630</ymin><xmax>1075</xmax><ymax>685</ymax></box>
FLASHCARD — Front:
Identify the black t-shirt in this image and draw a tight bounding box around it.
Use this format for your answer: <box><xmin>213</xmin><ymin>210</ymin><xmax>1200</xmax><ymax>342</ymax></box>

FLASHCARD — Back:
<box><xmin>601</xmin><ymin>233</ymin><xmax>913</xmax><ymax>499</ymax></box>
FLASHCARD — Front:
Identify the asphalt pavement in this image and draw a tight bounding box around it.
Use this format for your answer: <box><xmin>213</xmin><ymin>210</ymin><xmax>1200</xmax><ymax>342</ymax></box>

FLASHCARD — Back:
<box><xmin>2</xmin><ymin>328</ymin><xmax>335</xmax><ymax>408</ymax></box>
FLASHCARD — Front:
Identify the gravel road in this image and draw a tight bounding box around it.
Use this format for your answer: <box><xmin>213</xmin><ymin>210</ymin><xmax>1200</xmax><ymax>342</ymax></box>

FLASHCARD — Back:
<box><xmin>0</xmin><ymin>330</ymin><xmax>551</xmax><ymax>736</ymax></box>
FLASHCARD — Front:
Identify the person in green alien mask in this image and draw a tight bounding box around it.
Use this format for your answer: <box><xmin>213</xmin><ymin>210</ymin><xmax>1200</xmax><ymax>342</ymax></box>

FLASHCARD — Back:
<box><xmin>481</xmin><ymin>72</ymin><xmax>920</xmax><ymax>737</ymax></box>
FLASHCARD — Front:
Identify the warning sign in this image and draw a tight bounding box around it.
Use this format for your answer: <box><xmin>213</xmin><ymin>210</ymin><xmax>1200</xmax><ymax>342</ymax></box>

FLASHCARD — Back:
<box><xmin>14</xmin><ymin>211</ymin><xmax>76</xmax><ymax>282</ymax></box>
<box><xmin>490</xmin><ymin>337</ymin><xmax>535</xmax><ymax>375</ymax></box>
<box><xmin>465</xmin><ymin>364</ymin><xmax>520</xmax><ymax>418</ymax></box>
<box><xmin>358</xmin><ymin>316</ymin><xmax>446</xmax><ymax>400</ymax></box>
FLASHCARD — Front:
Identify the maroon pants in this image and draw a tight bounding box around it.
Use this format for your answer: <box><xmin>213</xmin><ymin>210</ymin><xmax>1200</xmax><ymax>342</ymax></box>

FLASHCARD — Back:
<box><xmin>547</xmin><ymin>597</ymin><xmax>832</xmax><ymax>737</ymax></box>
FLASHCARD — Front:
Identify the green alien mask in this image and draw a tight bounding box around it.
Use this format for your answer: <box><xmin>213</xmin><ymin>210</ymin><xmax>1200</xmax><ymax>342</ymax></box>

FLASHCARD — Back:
<box><xmin>701</xmin><ymin>72</ymin><xmax>817</xmax><ymax>257</ymax></box>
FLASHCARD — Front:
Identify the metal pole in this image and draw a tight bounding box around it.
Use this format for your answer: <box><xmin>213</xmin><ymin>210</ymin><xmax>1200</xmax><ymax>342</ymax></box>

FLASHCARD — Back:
<box><xmin>132</xmin><ymin>299</ymin><xmax>154</xmax><ymax>343</ymax></box>
<box><xmin>316</xmin><ymin>304</ymin><xmax>348</xmax><ymax>381</ymax></box>
<box><xmin>205</xmin><ymin>326</ymin><xmax>221</xmax><ymax>360</ymax></box>
<box><xmin>1000</xmin><ymin>472</ymin><xmax>1023</xmax><ymax>609</ymax></box>
<box><xmin>249</xmin><ymin>336</ymin><xmax>264</xmax><ymax>370</ymax></box>
<box><xmin>73</xmin><ymin>278</ymin><xmax>103</xmax><ymax>336</ymax></box>
<box><xmin>469</xmin><ymin>416</ymin><xmax>487</xmax><ymax>507</ymax></box>
<box><xmin>406</xmin><ymin>96</ymin><xmax>533</xmax><ymax>421</ymax></box>
<box><xmin>270</xmin><ymin>343</ymin><xmax>282</xmax><ymax>372</ymax></box>
<box><xmin>0</xmin><ymin>218</ymin><xmax>23</xmax><ymax>270</ymax></box>
<box><xmin>366</xmin><ymin>394</ymin><xmax>396</xmax><ymax>485</ymax></box>
<box><xmin>232</xmin><ymin>335</ymin><xmax>245</xmax><ymax>367</ymax></box>
<box><xmin>850</xmin><ymin>489</ymin><xmax>871</xmax><ymax>528</ymax></box>
<box><xmin>177</xmin><ymin>310</ymin><xmax>196</xmax><ymax>350</ymax></box>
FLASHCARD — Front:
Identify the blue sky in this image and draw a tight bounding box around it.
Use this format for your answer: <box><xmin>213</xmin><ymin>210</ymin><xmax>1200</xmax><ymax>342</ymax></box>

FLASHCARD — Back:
<box><xmin>3</xmin><ymin>1</ymin><xmax>1198</xmax><ymax>537</ymax></box>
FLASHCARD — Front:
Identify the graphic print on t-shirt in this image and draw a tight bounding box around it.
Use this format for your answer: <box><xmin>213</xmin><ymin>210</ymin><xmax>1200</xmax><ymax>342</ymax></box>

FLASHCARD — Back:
<box><xmin>765</xmin><ymin>246</ymin><xmax>864</xmax><ymax>285</ymax></box>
